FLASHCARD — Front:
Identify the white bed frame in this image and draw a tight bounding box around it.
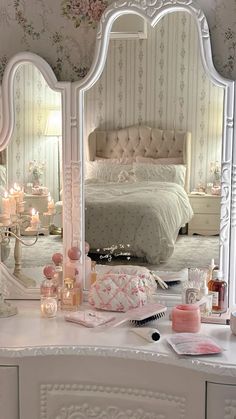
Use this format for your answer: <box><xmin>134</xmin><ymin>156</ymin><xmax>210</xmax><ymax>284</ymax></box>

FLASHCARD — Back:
<box><xmin>88</xmin><ymin>125</ymin><xmax>191</xmax><ymax>192</ymax></box>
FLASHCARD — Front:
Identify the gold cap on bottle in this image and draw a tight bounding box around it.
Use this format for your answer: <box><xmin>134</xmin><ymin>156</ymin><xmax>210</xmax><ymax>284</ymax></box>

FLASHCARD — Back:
<box><xmin>64</xmin><ymin>278</ymin><xmax>74</xmax><ymax>289</ymax></box>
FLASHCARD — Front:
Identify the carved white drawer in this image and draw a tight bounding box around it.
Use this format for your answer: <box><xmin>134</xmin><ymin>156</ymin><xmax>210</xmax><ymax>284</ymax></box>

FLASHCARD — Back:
<box><xmin>207</xmin><ymin>382</ymin><xmax>236</xmax><ymax>419</ymax></box>
<box><xmin>0</xmin><ymin>366</ymin><xmax>18</xmax><ymax>419</ymax></box>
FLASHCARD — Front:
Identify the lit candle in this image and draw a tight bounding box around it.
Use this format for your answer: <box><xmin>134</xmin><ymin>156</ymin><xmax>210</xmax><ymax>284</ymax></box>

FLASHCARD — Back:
<box><xmin>12</xmin><ymin>183</ymin><xmax>20</xmax><ymax>202</ymax></box>
<box><xmin>31</xmin><ymin>208</ymin><xmax>40</xmax><ymax>228</ymax></box>
<box><xmin>9</xmin><ymin>190</ymin><xmax>16</xmax><ymax>215</ymax></box>
<box><xmin>17</xmin><ymin>186</ymin><xmax>24</xmax><ymax>203</ymax></box>
<box><xmin>2</xmin><ymin>191</ymin><xmax>11</xmax><ymax>218</ymax></box>
<box><xmin>40</xmin><ymin>296</ymin><xmax>57</xmax><ymax>318</ymax></box>
<box><xmin>48</xmin><ymin>195</ymin><xmax>55</xmax><ymax>214</ymax></box>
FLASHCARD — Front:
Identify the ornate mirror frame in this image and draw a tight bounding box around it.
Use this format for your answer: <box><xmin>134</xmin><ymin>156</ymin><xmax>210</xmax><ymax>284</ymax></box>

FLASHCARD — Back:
<box><xmin>0</xmin><ymin>51</ymin><xmax>75</xmax><ymax>299</ymax></box>
<box><xmin>74</xmin><ymin>0</ymin><xmax>235</xmax><ymax>306</ymax></box>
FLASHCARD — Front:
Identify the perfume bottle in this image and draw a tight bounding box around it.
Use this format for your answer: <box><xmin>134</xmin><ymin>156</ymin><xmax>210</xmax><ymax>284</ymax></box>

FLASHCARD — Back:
<box><xmin>61</xmin><ymin>278</ymin><xmax>80</xmax><ymax>311</ymax></box>
<box><xmin>208</xmin><ymin>269</ymin><xmax>227</xmax><ymax>313</ymax></box>
<box><xmin>65</xmin><ymin>247</ymin><xmax>81</xmax><ymax>284</ymax></box>
<box><xmin>41</xmin><ymin>265</ymin><xmax>58</xmax><ymax>297</ymax></box>
<box><xmin>207</xmin><ymin>258</ymin><xmax>215</xmax><ymax>284</ymax></box>
<box><xmin>52</xmin><ymin>252</ymin><xmax>63</xmax><ymax>288</ymax></box>
<box><xmin>90</xmin><ymin>261</ymin><xmax>97</xmax><ymax>286</ymax></box>
<box><xmin>40</xmin><ymin>265</ymin><xmax>58</xmax><ymax>317</ymax></box>
<box><xmin>85</xmin><ymin>242</ymin><xmax>92</xmax><ymax>289</ymax></box>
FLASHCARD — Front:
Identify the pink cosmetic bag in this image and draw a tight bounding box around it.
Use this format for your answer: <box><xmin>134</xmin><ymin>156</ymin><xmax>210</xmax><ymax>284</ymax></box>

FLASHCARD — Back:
<box><xmin>88</xmin><ymin>273</ymin><xmax>153</xmax><ymax>312</ymax></box>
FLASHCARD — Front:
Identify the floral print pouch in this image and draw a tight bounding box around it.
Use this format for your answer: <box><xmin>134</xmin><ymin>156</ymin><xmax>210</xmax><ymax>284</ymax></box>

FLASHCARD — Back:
<box><xmin>88</xmin><ymin>273</ymin><xmax>151</xmax><ymax>312</ymax></box>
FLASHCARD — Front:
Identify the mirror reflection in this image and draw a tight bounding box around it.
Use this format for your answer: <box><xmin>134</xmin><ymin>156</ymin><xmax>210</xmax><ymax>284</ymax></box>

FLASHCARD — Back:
<box><xmin>1</xmin><ymin>63</ymin><xmax>63</xmax><ymax>287</ymax></box>
<box><xmin>83</xmin><ymin>11</ymin><xmax>223</xmax><ymax>287</ymax></box>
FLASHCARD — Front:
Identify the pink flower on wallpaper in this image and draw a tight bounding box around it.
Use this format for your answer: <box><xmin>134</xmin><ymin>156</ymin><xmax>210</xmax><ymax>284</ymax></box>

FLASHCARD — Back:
<box><xmin>69</xmin><ymin>0</ymin><xmax>89</xmax><ymax>15</ymax></box>
<box><xmin>61</xmin><ymin>0</ymin><xmax>108</xmax><ymax>28</ymax></box>
<box><xmin>88</xmin><ymin>0</ymin><xmax>107</xmax><ymax>22</ymax></box>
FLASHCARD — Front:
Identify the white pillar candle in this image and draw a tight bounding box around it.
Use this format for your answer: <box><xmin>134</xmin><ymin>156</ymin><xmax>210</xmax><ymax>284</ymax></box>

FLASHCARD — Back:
<box><xmin>48</xmin><ymin>196</ymin><xmax>55</xmax><ymax>214</ymax></box>
<box><xmin>18</xmin><ymin>188</ymin><xmax>24</xmax><ymax>203</ymax></box>
<box><xmin>31</xmin><ymin>208</ymin><xmax>40</xmax><ymax>228</ymax></box>
<box><xmin>9</xmin><ymin>194</ymin><xmax>16</xmax><ymax>215</ymax></box>
<box><xmin>2</xmin><ymin>192</ymin><xmax>11</xmax><ymax>218</ymax></box>
<box><xmin>12</xmin><ymin>183</ymin><xmax>20</xmax><ymax>202</ymax></box>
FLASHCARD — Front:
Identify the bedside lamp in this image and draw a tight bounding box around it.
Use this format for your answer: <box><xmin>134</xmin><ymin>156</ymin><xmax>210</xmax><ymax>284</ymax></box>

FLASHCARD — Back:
<box><xmin>44</xmin><ymin>110</ymin><xmax>62</xmax><ymax>201</ymax></box>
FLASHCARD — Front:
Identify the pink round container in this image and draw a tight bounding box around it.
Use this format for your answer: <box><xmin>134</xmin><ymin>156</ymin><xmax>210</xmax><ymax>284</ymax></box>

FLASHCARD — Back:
<box><xmin>172</xmin><ymin>304</ymin><xmax>201</xmax><ymax>333</ymax></box>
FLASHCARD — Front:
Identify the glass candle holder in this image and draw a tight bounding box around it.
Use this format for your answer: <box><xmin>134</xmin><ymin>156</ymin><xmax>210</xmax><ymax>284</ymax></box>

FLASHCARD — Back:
<box><xmin>172</xmin><ymin>304</ymin><xmax>201</xmax><ymax>333</ymax></box>
<box><xmin>41</xmin><ymin>296</ymin><xmax>57</xmax><ymax>318</ymax></box>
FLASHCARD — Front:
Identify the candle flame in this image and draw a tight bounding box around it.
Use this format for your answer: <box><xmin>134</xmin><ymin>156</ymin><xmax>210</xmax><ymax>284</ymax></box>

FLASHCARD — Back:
<box><xmin>31</xmin><ymin>208</ymin><xmax>36</xmax><ymax>216</ymax></box>
<box><xmin>10</xmin><ymin>188</ymin><xmax>14</xmax><ymax>195</ymax></box>
<box><xmin>4</xmin><ymin>191</ymin><xmax>8</xmax><ymax>198</ymax></box>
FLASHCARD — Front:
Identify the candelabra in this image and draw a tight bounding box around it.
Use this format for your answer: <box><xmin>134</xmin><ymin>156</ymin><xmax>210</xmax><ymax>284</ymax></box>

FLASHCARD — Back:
<box><xmin>0</xmin><ymin>214</ymin><xmax>40</xmax><ymax>317</ymax></box>
<box><xmin>0</xmin><ymin>183</ymin><xmax>41</xmax><ymax>305</ymax></box>
<box><xmin>0</xmin><ymin>215</ymin><xmax>39</xmax><ymax>287</ymax></box>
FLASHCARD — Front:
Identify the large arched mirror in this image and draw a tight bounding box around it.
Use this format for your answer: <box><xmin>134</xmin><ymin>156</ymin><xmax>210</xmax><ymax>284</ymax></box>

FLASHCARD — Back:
<box><xmin>0</xmin><ymin>52</ymin><xmax>72</xmax><ymax>299</ymax></box>
<box><xmin>76</xmin><ymin>0</ymin><xmax>235</xmax><ymax>306</ymax></box>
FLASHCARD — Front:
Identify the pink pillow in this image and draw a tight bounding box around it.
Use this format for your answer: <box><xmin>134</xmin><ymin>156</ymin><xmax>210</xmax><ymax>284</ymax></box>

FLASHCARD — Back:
<box><xmin>136</xmin><ymin>156</ymin><xmax>183</xmax><ymax>164</ymax></box>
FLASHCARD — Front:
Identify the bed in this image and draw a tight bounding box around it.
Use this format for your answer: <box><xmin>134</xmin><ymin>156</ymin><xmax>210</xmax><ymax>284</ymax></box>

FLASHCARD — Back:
<box><xmin>85</xmin><ymin>125</ymin><xmax>193</xmax><ymax>265</ymax></box>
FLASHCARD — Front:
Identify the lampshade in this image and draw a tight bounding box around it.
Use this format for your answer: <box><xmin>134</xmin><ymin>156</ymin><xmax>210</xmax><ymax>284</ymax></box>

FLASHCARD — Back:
<box><xmin>44</xmin><ymin>110</ymin><xmax>62</xmax><ymax>136</ymax></box>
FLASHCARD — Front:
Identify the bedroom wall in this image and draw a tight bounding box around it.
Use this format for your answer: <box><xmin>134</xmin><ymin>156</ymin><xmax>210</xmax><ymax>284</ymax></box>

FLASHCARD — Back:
<box><xmin>7</xmin><ymin>64</ymin><xmax>61</xmax><ymax>201</ymax></box>
<box><xmin>0</xmin><ymin>1</ymin><xmax>235</xmax><ymax>81</ymax></box>
<box><xmin>84</xmin><ymin>12</ymin><xmax>224</xmax><ymax>190</ymax></box>
<box><xmin>0</xmin><ymin>0</ymin><xmax>235</xmax><ymax>192</ymax></box>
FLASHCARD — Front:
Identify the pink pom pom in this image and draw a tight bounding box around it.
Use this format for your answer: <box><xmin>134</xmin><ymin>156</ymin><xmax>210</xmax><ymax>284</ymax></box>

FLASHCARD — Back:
<box><xmin>52</xmin><ymin>252</ymin><xmax>63</xmax><ymax>265</ymax></box>
<box><xmin>43</xmin><ymin>265</ymin><xmax>56</xmax><ymax>279</ymax></box>
<box><xmin>68</xmin><ymin>246</ymin><xmax>81</xmax><ymax>260</ymax></box>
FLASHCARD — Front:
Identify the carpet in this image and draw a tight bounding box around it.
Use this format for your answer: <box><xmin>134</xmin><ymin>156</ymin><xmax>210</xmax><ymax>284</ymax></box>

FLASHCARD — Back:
<box><xmin>4</xmin><ymin>234</ymin><xmax>63</xmax><ymax>269</ymax></box>
<box><xmin>4</xmin><ymin>234</ymin><xmax>219</xmax><ymax>273</ymax></box>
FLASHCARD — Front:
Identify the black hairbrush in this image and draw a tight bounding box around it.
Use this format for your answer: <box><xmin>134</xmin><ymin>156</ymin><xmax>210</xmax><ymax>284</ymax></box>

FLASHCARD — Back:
<box><xmin>111</xmin><ymin>303</ymin><xmax>167</xmax><ymax>327</ymax></box>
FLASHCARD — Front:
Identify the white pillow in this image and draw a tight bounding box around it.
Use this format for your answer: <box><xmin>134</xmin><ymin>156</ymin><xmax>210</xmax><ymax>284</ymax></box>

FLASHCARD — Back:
<box><xmin>85</xmin><ymin>161</ymin><xmax>134</xmax><ymax>182</ymax></box>
<box><xmin>136</xmin><ymin>156</ymin><xmax>183</xmax><ymax>164</ymax></box>
<box><xmin>95</xmin><ymin>157</ymin><xmax>136</xmax><ymax>164</ymax></box>
<box><xmin>134</xmin><ymin>163</ymin><xmax>186</xmax><ymax>187</ymax></box>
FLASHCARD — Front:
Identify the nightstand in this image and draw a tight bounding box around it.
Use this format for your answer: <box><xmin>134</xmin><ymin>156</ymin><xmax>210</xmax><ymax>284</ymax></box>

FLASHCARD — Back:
<box><xmin>188</xmin><ymin>194</ymin><xmax>220</xmax><ymax>236</ymax></box>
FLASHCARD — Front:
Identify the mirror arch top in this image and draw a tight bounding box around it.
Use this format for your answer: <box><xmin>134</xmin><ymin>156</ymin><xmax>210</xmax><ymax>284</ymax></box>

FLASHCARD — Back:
<box><xmin>0</xmin><ymin>51</ymin><xmax>71</xmax><ymax>152</ymax></box>
<box><xmin>77</xmin><ymin>0</ymin><xmax>233</xmax><ymax>92</ymax></box>
<box><xmin>75</xmin><ymin>0</ymin><xmax>236</xmax><ymax>306</ymax></box>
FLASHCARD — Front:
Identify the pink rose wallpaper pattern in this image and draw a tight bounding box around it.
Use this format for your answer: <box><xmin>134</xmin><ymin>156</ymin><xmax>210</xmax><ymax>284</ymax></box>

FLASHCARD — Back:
<box><xmin>0</xmin><ymin>0</ymin><xmax>235</xmax><ymax>81</ymax></box>
<box><xmin>62</xmin><ymin>0</ymin><xmax>108</xmax><ymax>28</ymax></box>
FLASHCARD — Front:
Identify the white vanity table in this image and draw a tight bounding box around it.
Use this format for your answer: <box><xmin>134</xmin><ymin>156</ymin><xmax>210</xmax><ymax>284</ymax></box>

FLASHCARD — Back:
<box><xmin>1</xmin><ymin>300</ymin><xmax>236</xmax><ymax>419</ymax></box>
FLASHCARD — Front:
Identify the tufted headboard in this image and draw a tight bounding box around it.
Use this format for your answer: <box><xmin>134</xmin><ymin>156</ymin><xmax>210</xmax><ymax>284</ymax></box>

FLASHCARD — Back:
<box><xmin>88</xmin><ymin>125</ymin><xmax>191</xmax><ymax>192</ymax></box>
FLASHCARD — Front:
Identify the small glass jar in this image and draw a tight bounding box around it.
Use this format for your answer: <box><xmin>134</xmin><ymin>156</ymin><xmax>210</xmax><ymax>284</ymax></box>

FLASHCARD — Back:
<box><xmin>41</xmin><ymin>296</ymin><xmax>57</xmax><ymax>318</ymax></box>
<box><xmin>172</xmin><ymin>304</ymin><xmax>201</xmax><ymax>333</ymax></box>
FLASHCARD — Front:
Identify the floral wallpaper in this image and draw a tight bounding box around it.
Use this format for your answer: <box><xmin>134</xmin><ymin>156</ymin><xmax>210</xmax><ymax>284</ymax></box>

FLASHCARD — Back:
<box><xmin>0</xmin><ymin>0</ymin><xmax>235</xmax><ymax>82</ymax></box>
<box><xmin>0</xmin><ymin>0</ymin><xmax>110</xmax><ymax>82</ymax></box>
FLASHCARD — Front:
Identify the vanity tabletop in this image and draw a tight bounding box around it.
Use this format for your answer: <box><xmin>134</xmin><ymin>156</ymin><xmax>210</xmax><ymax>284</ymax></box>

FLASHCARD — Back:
<box><xmin>1</xmin><ymin>300</ymin><xmax>236</xmax><ymax>376</ymax></box>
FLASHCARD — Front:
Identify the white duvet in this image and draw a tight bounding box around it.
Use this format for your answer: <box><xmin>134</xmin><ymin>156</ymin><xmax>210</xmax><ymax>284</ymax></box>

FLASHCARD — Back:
<box><xmin>85</xmin><ymin>180</ymin><xmax>193</xmax><ymax>264</ymax></box>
